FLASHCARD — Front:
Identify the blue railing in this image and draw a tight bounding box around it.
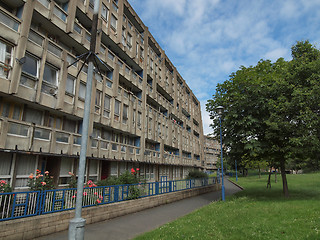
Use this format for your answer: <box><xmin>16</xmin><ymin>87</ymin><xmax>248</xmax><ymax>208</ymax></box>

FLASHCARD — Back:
<box><xmin>0</xmin><ymin>177</ymin><xmax>217</xmax><ymax>222</ymax></box>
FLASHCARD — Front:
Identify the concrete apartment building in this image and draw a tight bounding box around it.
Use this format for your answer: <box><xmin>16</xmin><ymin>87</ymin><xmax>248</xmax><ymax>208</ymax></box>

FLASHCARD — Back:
<box><xmin>204</xmin><ymin>135</ymin><xmax>220</xmax><ymax>172</ymax></box>
<box><xmin>0</xmin><ymin>0</ymin><xmax>204</xmax><ymax>190</ymax></box>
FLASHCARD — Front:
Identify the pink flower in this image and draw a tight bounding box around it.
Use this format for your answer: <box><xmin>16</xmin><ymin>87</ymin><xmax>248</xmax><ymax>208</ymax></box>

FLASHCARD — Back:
<box><xmin>41</xmin><ymin>182</ymin><xmax>46</xmax><ymax>186</ymax></box>
<box><xmin>131</xmin><ymin>168</ymin><xmax>135</xmax><ymax>174</ymax></box>
<box><xmin>99</xmin><ymin>195</ymin><xmax>103</xmax><ymax>199</ymax></box>
<box><xmin>83</xmin><ymin>192</ymin><xmax>87</xmax><ymax>196</ymax></box>
<box><xmin>45</xmin><ymin>171</ymin><xmax>49</xmax><ymax>175</ymax></box>
<box><xmin>29</xmin><ymin>174</ymin><xmax>34</xmax><ymax>179</ymax></box>
<box><xmin>94</xmin><ymin>192</ymin><xmax>98</xmax><ymax>195</ymax></box>
<box><xmin>68</xmin><ymin>172</ymin><xmax>74</xmax><ymax>175</ymax></box>
<box><xmin>96</xmin><ymin>199</ymin><xmax>101</xmax><ymax>204</ymax></box>
<box><xmin>136</xmin><ymin>168</ymin><xmax>140</xmax><ymax>171</ymax></box>
<box><xmin>72</xmin><ymin>195</ymin><xmax>76</xmax><ymax>199</ymax></box>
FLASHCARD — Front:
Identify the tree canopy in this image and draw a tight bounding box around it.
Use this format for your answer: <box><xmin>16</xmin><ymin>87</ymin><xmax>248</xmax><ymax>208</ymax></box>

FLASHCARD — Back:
<box><xmin>206</xmin><ymin>41</ymin><xmax>320</xmax><ymax>197</ymax></box>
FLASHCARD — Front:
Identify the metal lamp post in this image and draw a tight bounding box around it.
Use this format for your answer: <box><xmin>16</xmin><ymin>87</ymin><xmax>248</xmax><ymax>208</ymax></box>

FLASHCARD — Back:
<box><xmin>217</xmin><ymin>106</ymin><xmax>225</xmax><ymax>201</ymax></box>
<box><xmin>68</xmin><ymin>0</ymin><xmax>100</xmax><ymax>239</ymax></box>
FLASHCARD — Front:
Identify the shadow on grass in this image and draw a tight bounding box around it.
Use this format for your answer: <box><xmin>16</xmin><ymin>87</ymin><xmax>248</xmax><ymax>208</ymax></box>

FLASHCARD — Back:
<box><xmin>231</xmin><ymin>182</ymin><xmax>320</xmax><ymax>202</ymax></box>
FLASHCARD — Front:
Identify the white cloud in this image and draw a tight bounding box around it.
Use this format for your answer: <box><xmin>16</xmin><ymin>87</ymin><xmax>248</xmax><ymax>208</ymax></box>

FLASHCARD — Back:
<box><xmin>129</xmin><ymin>0</ymin><xmax>320</xmax><ymax>135</ymax></box>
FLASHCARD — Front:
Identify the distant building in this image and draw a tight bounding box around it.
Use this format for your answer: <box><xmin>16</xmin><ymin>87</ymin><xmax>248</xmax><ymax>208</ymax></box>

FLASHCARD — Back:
<box><xmin>204</xmin><ymin>135</ymin><xmax>220</xmax><ymax>171</ymax></box>
<box><xmin>0</xmin><ymin>0</ymin><xmax>204</xmax><ymax>190</ymax></box>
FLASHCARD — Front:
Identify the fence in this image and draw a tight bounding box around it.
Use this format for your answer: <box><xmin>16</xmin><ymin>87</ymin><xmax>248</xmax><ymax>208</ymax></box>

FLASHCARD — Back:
<box><xmin>0</xmin><ymin>177</ymin><xmax>218</xmax><ymax>222</ymax></box>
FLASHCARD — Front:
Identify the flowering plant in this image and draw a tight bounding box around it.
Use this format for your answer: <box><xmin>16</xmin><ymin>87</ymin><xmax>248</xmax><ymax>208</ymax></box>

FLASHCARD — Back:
<box><xmin>28</xmin><ymin>169</ymin><xmax>55</xmax><ymax>191</ymax></box>
<box><xmin>0</xmin><ymin>180</ymin><xmax>12</xmax><ymax>193</ymax></box>
<box><xmin>68</xmin><ymin>172</ymin><xmax>77</xmax><ymax>188</ymax></box>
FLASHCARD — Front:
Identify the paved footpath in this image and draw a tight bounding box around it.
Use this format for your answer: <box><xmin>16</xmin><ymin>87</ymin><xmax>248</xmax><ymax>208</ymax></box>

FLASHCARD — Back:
<box><xmin>36</xmin><ymin>179</ymin><xmax>242</xmax><ymax>240</ymax></box>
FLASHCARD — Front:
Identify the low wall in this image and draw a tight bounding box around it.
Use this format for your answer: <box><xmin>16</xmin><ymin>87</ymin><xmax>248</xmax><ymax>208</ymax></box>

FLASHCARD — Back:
<box><xmin>0</xmin><ymin>184</ymin><xmax>220</xmax><ymax>240</ymax></box>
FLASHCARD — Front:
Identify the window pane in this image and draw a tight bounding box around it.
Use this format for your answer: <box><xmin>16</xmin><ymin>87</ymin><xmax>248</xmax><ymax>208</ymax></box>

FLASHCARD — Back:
<box><xmin>24</xmin><ymin>108</ymin><xmax>43</xmax><ymax>125</ymax></box>
<box><xmin>43</xmin><ymin>64</ymin><xmax>58</xmax><ymax>85</ymax></box>
<box><xmin>104</xmin><ymin>94</ymin><xmax>110</xmax><ymax>110</ymax></box>
<box><xmin>66</xmin><ymin>75</ymin><xmax>75</xmax><ymax>94</ymax></box>
<box><xmin>22</xmin><ymin>54</ymin><xmax>38</xmax><ymax>77</ymax></box>
<box><xmin>0</xmin><ymin>153</ymin><xmax>12</xmax><ymax>175</ymax></box>
<box><xmin>114</xmin><ymin>100</ymin><xmax>120</xmax><ymax>115</ymax></box>
<box><xmin>79</xmin><ymin>82</ymin><xmax>86</xmax><ymax>99</ymax></box>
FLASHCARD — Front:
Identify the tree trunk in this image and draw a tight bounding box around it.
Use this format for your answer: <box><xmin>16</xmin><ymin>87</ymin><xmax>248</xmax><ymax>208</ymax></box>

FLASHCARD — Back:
<box><xmin>266</xmin><ymin>167</ymin><xmax>272</xmax><ymax>188</ymax></box>
<box><xmin>280</xmin><ymin>160</ymin><xmax>289</xmax><ymax>198</ymax></box>
<box><xmin>275</xmin><ymin>170</ymin><xmax>277</xmax><ymax>183</ymax></box>
<box><xmin>258</xmin><ymin>164</ymin><xmax>261</xmax><ymax>179</ymax></box>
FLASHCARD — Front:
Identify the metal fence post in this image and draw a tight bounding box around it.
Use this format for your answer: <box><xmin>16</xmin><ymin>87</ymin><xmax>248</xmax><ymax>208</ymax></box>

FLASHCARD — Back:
<box><xmin>155</xmin><ymin>181</ymin><xmax>159</xmax><ymax>195</ymax></box>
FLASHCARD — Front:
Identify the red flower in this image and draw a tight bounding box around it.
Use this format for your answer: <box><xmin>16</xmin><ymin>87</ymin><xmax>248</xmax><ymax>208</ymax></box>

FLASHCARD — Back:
<box><xmin>131</xmin><ymin>168</ymin><xmax>135</xmax><ymax>173</ymax></box>
<box><xmin>136</xmin><ymin>168</ymin><xmax>140</xmax><ymax>171</ymax></box>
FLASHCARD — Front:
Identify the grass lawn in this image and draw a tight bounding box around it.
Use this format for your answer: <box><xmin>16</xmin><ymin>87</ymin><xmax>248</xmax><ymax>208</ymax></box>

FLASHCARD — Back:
<box><xmin>134</xmin><ymin>172</ymin><xmax>320</xmax><ymax>240</ymax></box>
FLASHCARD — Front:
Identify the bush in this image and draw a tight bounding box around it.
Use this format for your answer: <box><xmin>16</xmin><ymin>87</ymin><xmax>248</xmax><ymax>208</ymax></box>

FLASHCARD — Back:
<box><xmin>28</xmin><ymin>170</ymin><xmax>55</xmax><ymax>191</ymax></box>
<box><xmin>186</xmin><ymin>170</ymin><xmax>208</xmax><ymax>179</ymax></box>
<box><xmin>0</xmin><ymin>180</ymin><xmax>12</xmax><ymax>193</ymax></box>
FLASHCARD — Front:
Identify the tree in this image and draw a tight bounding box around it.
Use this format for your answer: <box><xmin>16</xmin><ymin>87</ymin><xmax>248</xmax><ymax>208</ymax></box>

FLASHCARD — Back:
<box><xmin>206</xmin><ymin>41</ymin><xmax>320</xmax><ymax>197</ymax></box>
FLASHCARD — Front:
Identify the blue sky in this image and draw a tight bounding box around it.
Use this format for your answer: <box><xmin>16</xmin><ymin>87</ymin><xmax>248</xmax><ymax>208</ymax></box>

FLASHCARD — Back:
<box><xmin>129</xmin><ymin>0</ymin><xmax>320</xmax><ymax>135</ymax></box>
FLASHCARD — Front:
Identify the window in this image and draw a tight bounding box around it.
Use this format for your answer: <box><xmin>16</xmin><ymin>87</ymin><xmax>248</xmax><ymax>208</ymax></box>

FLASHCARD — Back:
<box><xmin>0</xmin><ymin>101</ymin><xmax>22</xmax><ymax>120</ymax></box>
<box><xmin>107</xmin><ymin>69</ymin><xmax>113</xmax><ymax>80</ymax></box>
<box><xmin>41</xmin><ymin>63</ymin><xmax>58</xmax><ymax>96</ymax></box>
<box><xmin>74</xmin><ymin>21</ymin><xmax>82</xmax><ymax>34</ymax></box>
<box><xmin>111</xmin><ymin>14</ymin><xmax>117</xmax><ymax>30</ymax></box>
<box><xmin>47</xmin><ymin>115</ymin><xmax>62</xmax><ymax>129</ymax></box>
<box><xmin>24</xmin><ymin>108</ymin><xmax>43</xmax><ymax>125</ymax></box>
<box><xmin>59</xmin><ymin>158</ymin><xmax>73</xmax><ymax>185</ymax></box>
<box><xmin>0</xmin><ymin>152</ymin><xmax>13</xmax><ymax>185</ymax></box>
<box><xmin>66</xmin><ymin>74</ymin><xmax>75</xmax><ymax>95</ymax></box>
<box><xmin>122</xmin><ymin>104</ymin><xmax>128</xmax><ymax>124</ymax></box>
<box><xmin>103</xmin><ymin>94</ymin><xmax>111</xmax><ymax>118</ymax></box>
<box><xmin>67</xmin><ymin>54</ymin><xmax>77</xmax><ymax>67</ymax></box>
<box><xmin>63</xmin><ymin>119</ymin><xmax>76</xmax><ymax>133</ymax></box>
<box><xmin>89</xmin><ymin>159</ymin><xmax>98</xmax><ymax>181</ymax></box>
<box><xmin>127</xmin><ymin>33</ymin><xmax>132</xmax><ymax>48</ymax></box>
<box><xmin>79</xmin><ymin>81</ymin><xmax>86</xmax><ymax>100</ymax></box>
<box><xmin>106</xmin><ymin>79</ymin><xmax>113</xmax><ymax>88</ymax></box>
<box><xmin>101</xmin><ymin>3</ymin><xmax>109</xmax><ymax>20</ymax></box>
<box><xmin>112</xmin><ymin>2</ymin><xmax>118</xmax><ymax>12</ymax></box>
<box><xmin>137</xmin><ymin>111</ymin><xmax>141</xmax><ymax>128</ymax></box>
<box><xmin>114</xmin><ymin>100</ymin><xmax>120</xmax><ymax>121</ymax></box>
<box><xmin>0</xmin><ymin>40</ymin><xmax>12</xmax><ymax>79</ymax></box>
<box><xmin>95</xmin><ymin>90</ymin><xmax>102</xmax><ymax>113</ymax></box>
<box><xmin>28</xmin><ymin>29</ymin><xmax>44</xmax><ymax>46</ymax></box>
<box><xmin>15</xmin><ymin>155</ymin><xmax>37</xmax><ymax>188</ymax></box>
<box><xmin>20</xmin><ymin>53</ymin><xmax>38</xmax><ymax>88</ymax></box>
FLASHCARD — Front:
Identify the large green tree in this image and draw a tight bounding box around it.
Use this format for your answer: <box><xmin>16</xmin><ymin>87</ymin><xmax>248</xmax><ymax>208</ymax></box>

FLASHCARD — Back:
<box><xmin>206</xmin><ymin>41</ymin><xmax>320</xmax><ymax>197</ymax></box>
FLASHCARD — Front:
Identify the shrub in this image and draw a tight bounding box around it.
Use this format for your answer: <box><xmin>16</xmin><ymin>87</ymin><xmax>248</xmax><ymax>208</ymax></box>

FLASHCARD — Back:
<box><xmin>186</xmin><ymin>170</ymin><xmax>208</xmax><ymax>179</ymax></box>
<box><xmin>0</xmin><ymin>180</ymin><xmax>12</xmax><ymax>193</ymax></box>
<box><xmin>28</xmin><ymin>170</ymin><xmax>55</xmax><ymax>191</ymax></box>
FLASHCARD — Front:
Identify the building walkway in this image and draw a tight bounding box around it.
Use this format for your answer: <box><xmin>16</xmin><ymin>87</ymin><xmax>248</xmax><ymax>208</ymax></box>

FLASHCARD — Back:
<box><xmin>36</xmin><ymin>179</ymin><xmax>242</xmax><ymax>240</ymax></box>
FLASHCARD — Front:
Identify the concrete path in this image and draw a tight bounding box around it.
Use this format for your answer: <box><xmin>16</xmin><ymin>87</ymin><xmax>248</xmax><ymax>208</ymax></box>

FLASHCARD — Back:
<box><xmin>36</xmin><ymin>179</ymin><xmax>242</xmax><ymax>240</ymax></box>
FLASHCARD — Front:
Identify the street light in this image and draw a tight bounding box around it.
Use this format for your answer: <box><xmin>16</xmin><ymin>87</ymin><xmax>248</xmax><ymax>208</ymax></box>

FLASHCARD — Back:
<box><xmin>217</xmin><ymin>106</ymin><xmax>225</xmax><ymax>201</ymax></box>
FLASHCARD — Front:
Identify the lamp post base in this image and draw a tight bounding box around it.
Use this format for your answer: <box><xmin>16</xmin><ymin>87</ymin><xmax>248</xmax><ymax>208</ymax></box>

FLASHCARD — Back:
<box><xmin>69</xmin><ymin>217</ymin><xmax>86</xmax><ymax>240</ymax></box>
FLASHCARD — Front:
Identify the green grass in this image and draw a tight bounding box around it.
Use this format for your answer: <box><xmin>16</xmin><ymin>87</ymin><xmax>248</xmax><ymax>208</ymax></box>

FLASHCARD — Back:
<box><xmin>134</xmin><ymin>173</ymin><xmax>320</xmax><ymax>240</ymax></box>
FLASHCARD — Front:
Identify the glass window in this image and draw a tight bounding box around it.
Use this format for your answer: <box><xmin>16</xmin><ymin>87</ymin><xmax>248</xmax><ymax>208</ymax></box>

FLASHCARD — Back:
<box><xmin>0</xmin><ymin>40</ymin><xmax>12</xmax><ymax>78</ymax></box>
<box><xmin>101</xmin><ymin>3</ymin><xmax>109</xmax><ymax>20</ymax></box>
<box><xmin>79</xmin><ymin>82</ymin><xmax>86</xmax><ymax>100</ymax></box>
<box><xmin>43</xmin><ymin>64</ymin><xmax>58</xmax><ymax>85</ymax></box>
<box><xmin>66</xmin><ymin>74</ymin><xmax>75</xmax><ymax>95</ymax></box>
<box><xmin>111</xmin><ymin>14</ymin><xmax>117</xmax><ymax>30</ymax></box>
<box><xmin>15</xmin><ymin>155</ymin><xmax>37</xmax><ymax>188</ymax></box>
<box><xmin>104</xmin><ymin>94</ymin><xmax>111</xmax><ymax>118</ymax></box>
<box><xmin>114</xmin><ymin>100</ymin><xmax>120</xmax><ymax>121</ymax></box>
<box><xmin>122</xmin><ymin>104</ymin><xmax>128</xmax><ymax>124</ymax></box>
<box><xmin>22</xmin><ymin>53</ymin><xmax>38</xmax><ymax>77</ymax></box>
<box><xmin>24</xmin><ymin>108</ymin><xmax>43</xmax><ymax>125</ymax></box>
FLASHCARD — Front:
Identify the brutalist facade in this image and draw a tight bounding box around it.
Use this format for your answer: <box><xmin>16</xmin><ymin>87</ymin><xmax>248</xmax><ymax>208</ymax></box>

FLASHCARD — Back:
<box><xmin>0</xmin><ymin>0</ymin><xmax>204</xmax><ymax>189</ymax></box>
